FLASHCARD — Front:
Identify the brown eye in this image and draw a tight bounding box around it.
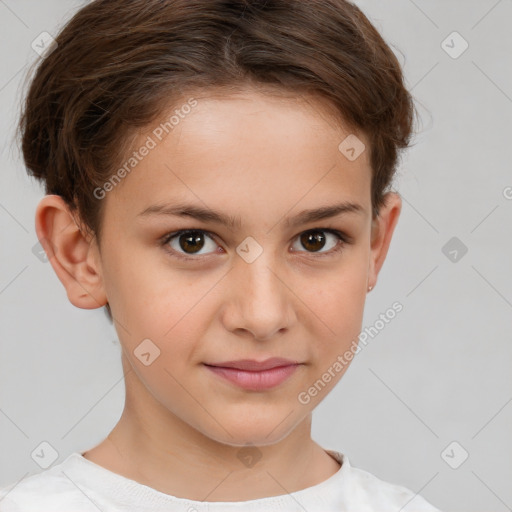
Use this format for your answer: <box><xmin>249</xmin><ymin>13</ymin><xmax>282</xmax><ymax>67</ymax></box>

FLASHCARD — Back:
<box><xmin>162</xmin><ymin>228</ymin><xmax>348</xmax><ymax>261</ymax></box>
<box><xmin>300</xmin><ymin>231</ymin><xmax>326</xmax><ymax>252</ymax></box>
<box><xmin>179</xmin><ymin>231</ymin><xmax>205</xmax><ymax>253</ymax></box>
<box><xmin>291</xmin><ymin>229</ymin><xmax>346</xmax><ymax>255</ymax></box>
<box><xmin>165</xmin><ymin>230</ymin><xmax>218</xmax><ymax>256</ymax></box>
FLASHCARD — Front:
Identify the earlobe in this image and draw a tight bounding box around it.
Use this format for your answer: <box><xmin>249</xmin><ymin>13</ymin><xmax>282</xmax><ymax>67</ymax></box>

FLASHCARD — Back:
<box><xmin>35</xmin><ymin>195</ymin><xmax>107</xmax><ymax>310</ymax></box>
<box><xmin>367</xmin><ymin>192</ymin><xmax>402</xmax><ymax>290</ymax></box>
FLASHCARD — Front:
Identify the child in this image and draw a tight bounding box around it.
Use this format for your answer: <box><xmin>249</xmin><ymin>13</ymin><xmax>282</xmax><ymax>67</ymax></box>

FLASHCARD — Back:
<box><xmin>0</xmin><ymin>0</ymin><xmax>442</xmax><ymax>510</ymax></box>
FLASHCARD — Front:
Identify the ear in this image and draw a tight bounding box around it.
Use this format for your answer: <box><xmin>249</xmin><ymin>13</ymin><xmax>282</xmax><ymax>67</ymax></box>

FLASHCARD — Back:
<box><xmin>35</xmin><ymin>194</ymin><xmax>107</xmax><ymax>310</ymax></box>
<box><xmin>367</xmin><ymin>192</ymin><xmax>402</xmax><ymax>291</ymax></box>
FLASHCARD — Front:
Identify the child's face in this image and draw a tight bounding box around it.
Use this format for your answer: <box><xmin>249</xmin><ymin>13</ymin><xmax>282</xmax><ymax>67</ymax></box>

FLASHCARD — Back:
<box><xmin>89</xmin><ymin>88</ymin><xmax>396</xmax><ymax>445</ymax></box>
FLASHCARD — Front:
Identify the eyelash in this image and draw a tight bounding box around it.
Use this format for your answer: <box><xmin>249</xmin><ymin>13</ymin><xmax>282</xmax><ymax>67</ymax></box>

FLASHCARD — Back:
<box><xmin>160</xmin><ymin>228</ymin><xmax>351</xmax><ymax>261</ymax></box>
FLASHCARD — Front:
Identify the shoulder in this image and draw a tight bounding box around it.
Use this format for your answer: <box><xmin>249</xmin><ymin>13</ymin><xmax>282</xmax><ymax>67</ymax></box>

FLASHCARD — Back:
<box><xmin>328</xmin><ymin>450</ymin><xmax>442</xmax><ymax>512</ymax></box>
<box><xmin>347</xmin><ymin>460</ymin><xmax>442</xmax><ymax>511</ymax></box>
<box><xmin>0</xmin><ymin>454</ymin><xmax>99</xmax><ymax>512</ymax></box>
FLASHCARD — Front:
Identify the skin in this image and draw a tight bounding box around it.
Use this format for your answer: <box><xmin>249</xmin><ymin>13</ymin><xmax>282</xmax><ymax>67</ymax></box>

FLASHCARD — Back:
<box><xmin>35</xmin><ymin>87</ymin><xmax>401</xmax><ymax>502</ymax></box>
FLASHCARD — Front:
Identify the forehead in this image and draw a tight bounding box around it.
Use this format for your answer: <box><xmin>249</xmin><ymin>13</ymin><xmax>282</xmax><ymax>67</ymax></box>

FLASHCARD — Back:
<box><xmin>104</xmin><ymin>88</ymin><xmax>372</xmax><ymax>221</ymax></box>
<box><xmin>174</xmin><ymin>87</ymin><xmax>361</xmax><ymax>148</ymax></box>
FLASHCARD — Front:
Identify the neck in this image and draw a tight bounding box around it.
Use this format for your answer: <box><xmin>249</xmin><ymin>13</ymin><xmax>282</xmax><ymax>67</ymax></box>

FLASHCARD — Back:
<box><xmin>82</xmin><ymin>355</ymin><xmax>341</xmax><ymax>502</ymax></box>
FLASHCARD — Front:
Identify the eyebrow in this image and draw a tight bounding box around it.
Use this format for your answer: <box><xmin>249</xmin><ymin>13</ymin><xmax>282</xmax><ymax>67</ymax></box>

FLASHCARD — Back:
<box><xmin>137</xmin><ymin>201</ymin><xmax>365</xmax><ymax>229</ymax></box>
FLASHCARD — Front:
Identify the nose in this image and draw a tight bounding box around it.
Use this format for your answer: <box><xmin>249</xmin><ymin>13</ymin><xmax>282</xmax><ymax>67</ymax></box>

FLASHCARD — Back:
<box><xmin>220</xmin><ymin>250</ymin><xmax>296</xmax><ymax>341</ymax></box>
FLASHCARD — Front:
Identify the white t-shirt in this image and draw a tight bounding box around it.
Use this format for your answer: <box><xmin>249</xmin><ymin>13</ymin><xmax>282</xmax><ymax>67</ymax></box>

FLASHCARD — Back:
<box><xmin>0</xmin><ymin>449</ymin><xmax>441</xmax><ymax>511</ymax></box>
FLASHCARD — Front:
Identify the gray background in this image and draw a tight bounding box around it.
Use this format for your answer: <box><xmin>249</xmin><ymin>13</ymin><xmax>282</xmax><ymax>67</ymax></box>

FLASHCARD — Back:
<box><xmin>1</xmin><ymin>1</ymin><xmax>511</xmax><ymax>511</ymax></box>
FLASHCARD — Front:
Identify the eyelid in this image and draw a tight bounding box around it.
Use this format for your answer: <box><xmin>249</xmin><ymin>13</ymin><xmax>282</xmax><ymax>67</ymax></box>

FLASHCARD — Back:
<box><xmin>290</xmin><ymin>228</ymin><xmax>350</xmax><ymax>257</ymax></box>
<box><xmin>160</xmin><ymin>227</ymin><xmax>351</xmax><ymax>260</ymax></box>
<box><xmin>160</xmin><ymin>229</ymin><xmax>220</xmax><ymax>259</ymax></box>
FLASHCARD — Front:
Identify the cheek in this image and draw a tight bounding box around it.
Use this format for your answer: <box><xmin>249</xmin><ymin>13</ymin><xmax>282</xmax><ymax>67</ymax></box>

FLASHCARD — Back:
<box><xmin>296</xmin><ymin>265</ymin><xmax>367</xmax><ymax>398</ymax></box>
<box><xmin>112</xmin><ymin>269</ymin><xmax>220</xmax><ymax>381</ymax></box>
<box><xmin>106</xmin><ymin>233</ymin><xmax>368</xmax><ymax>348</ymax></box>
<box><xmin>304</xmin><ymin>260</ymin><xmax>367</xmax><ymax>352</ymax></box>
<box><xmin>102</xmin><ymin>241</ymin><xmax>205</xmax><ymax>330</ymax></box>
<box><xmin>325</xmin><ymin>278</ymin><xmax>366</xmax><ymax>325</ymax></box>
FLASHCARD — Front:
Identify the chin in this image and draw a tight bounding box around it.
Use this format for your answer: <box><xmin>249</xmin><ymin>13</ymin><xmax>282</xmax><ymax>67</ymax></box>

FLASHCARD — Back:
<box><xmin>197</xmin><ymin>411</ymin><xmax>300</xmax><ymax>448</ymax></box>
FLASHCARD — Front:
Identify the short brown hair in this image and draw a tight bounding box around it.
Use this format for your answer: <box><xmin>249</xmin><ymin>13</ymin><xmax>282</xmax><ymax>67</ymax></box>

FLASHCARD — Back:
<box><xmin>19</xmin><ymin>0</ymin><xmax>417</xmax><ymax>320</ymax></box>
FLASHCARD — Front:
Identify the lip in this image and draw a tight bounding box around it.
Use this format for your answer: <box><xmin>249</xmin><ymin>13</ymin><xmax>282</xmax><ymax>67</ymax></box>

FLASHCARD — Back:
<box><xmin>203</xmin><ymin>358</ymin><xmax>301</xmax><ymax>391</ymax></box>
<box><xmin>205</xmin><ymin>357</ymin><xmax>299</xmax><ymax>371</ymax></box>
